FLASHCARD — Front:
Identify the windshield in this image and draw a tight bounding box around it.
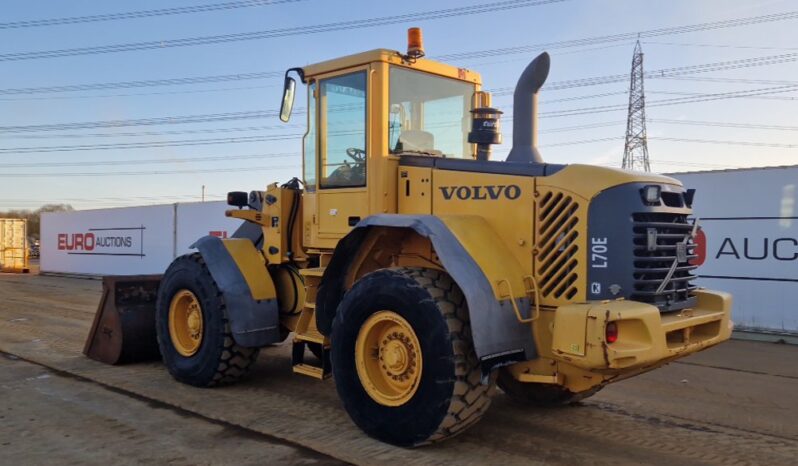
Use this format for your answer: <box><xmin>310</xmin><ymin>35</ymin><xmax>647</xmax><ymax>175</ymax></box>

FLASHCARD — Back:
<box><xmin>389</xmin><ymin>67</ymin><xmax>475</xmax><ymax>159</ymax></box>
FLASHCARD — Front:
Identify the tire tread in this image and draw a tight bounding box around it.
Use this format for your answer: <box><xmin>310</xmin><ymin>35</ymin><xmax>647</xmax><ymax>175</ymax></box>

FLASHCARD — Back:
<box><xmin>160</xmin><ymin>253</ymin><xmax>259</xmax><ymax>387</ymax></box>
<box><xmin>396</xmin><ymin>267</ymin><xmax>496</xmax><ymax>445</ymax></box>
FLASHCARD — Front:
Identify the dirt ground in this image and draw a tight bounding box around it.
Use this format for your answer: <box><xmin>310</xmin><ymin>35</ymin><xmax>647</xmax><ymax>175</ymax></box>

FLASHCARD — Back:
<box><xmin>0</xmin><ymin>353</ymin><xmax>341</xmax><ymax>466</ymax></box>
<box><xmin>1</xmin><ymin>271</ymin><xmax>797</xmax><ymax>465</ymax></box>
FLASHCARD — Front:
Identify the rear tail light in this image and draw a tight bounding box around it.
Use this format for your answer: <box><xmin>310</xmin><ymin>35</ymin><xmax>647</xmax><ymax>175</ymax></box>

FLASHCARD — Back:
<box><xmin>606</xmin><ymin>321</ymin><xmax>619</xmax><ymax>343</ymax></box>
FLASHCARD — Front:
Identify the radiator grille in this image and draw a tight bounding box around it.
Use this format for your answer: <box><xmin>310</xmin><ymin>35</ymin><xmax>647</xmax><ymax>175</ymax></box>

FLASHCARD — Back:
<box><xmin>535</xmin><ymin>191</ymin><xmax>580</xmax><ymax>301</ymax></box>
<box><xmin>632</xmin><ymin>212</ymin><xmax>698</xmax><ymax>311</ymax></box>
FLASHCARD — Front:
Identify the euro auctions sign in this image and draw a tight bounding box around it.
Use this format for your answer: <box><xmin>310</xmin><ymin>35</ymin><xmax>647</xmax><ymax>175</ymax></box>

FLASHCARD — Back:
<box><xmin>41</xmin><ymin>201</ymin><xmax>243</xmax><ymax>276</ymax></box>
<box><xmin>57</xmin><ymin>227</ymin><xmax>144</xmax><ymax>257</ymax></box>
<box><xmin>692</xmin><ymin>221</ymin><xmax>798</xmax><ymax>280</ymax></box>
<box><xmin>672</xmin><ymin>166</ymin><xmax>798</xmax><ymax>334</ymax></box>
<box><xmin>42</xmin><ymin>205</ymin><xmax>176</xmax><ymax>276</ymax></box>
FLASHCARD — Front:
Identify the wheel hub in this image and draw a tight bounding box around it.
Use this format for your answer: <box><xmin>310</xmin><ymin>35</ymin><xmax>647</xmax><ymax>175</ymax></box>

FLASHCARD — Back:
<box><xmin>355</xmin><ymin>311</ymin><xmax>422</xmax><ymax>406</ymax></box>
<box><xmin>168</xmin><ymin>289</ymin><xmax>204</xmax><ymax>357</ymax></box>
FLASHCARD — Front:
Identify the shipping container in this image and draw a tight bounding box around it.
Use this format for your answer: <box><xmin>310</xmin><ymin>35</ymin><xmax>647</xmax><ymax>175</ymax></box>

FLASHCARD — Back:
<box><xmin>0</xmin><ymin>218</ymin><xmax>29</xmax><ymax>273</ymax></box>
<box><xmin>671</xmin><ymin>165</ymin><xmax>798</xmax><ymax>336</ymax></box>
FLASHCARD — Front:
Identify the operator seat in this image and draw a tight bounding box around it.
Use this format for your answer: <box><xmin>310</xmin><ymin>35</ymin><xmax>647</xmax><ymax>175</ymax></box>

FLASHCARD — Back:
<box><xmin>395</xmin><ymin>130</ymin><xmax>441</xmax><ymax>156</ymax></box>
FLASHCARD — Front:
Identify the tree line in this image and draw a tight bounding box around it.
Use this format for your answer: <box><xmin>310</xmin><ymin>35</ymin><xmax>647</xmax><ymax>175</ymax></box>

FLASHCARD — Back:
<box><xmin>0</xmin><ymin>204</ymin><xmax>74</xmax><ymax>239</ymax></box>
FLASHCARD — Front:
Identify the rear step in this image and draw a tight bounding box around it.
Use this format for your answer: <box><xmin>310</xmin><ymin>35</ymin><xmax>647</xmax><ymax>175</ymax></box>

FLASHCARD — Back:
<box><xmin>292</xmin><ymin>267</ymin><xmax>331</xmax><ymax>379</ymax></box>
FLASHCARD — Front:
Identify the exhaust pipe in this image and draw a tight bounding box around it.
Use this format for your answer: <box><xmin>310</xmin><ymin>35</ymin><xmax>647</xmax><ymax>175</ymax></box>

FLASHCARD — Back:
<box><xmin>506</xmin><ymin>52</ymin><xmax>550</xmax><ymax>163</ymax></box>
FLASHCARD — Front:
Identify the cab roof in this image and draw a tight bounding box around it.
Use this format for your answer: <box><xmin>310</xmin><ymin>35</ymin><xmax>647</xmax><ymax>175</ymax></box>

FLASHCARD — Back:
<box><xmin>301</xmin><ymin>48</ymin><xmax>482</xmax><ymax>85</ymax></box>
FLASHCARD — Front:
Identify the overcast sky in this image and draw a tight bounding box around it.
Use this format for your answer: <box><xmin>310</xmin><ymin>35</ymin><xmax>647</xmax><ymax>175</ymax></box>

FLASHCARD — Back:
<box><xmin>0</xmin><ymin>0</ymin><xmax>796</xmax><ymax>210</ymax></box>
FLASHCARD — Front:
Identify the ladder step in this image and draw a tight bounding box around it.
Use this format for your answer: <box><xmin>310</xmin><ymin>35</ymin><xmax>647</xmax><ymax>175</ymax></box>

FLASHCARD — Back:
<box><xmin>293</xmin><ymin>363</ymin><xmax>327</xmax><ymax>379</ymax></box>
<box><xmin>291</xmin><ymin>340</ymin><xmax>332</xmax><ymax>380</ymax></box>
<box><xmin>299</xmin><ymin>267</ymin><xmax>326</xmax><ymax>278</ymax></box>
<box><xmin>294</xmin><ymin>332</ymin><xmax>325</xmax><ymax>344</ymax></box>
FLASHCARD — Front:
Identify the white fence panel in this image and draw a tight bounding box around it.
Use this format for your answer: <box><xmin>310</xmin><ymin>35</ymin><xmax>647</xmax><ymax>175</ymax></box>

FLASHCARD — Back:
<box><xmin>41</xmin><ymin>205</ymin><xmax>175</xmax><ymax>276</ymax></box>
<box><xmin>175</xmin><ymin>201</ymin><xmax>243</xmax><ymax>255</ymax></box>
<box><xmin>673</xmin><ymin>166</ymin><xmax>798</xmax><ymax>333</ymax></box>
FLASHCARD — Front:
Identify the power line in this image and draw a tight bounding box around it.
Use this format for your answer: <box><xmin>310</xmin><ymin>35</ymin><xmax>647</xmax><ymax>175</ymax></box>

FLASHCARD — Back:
<box><xmin>0</xmin><ymin>134</ymin><xmax>304</xmax><ymax>154</ymax></box>
<box><xmin>4</xmin><ymin>50</ymin><xmax>796</xmax><ymax>135</ymax></box>
<box><xmin>0</xmin><ymin>164</ymin><xmax>301</xmax><ymax>177</ymax></box>
<box><xmin>540</xmin><ymin>84</ymin><xmax>798</xmax><ymax>118</ymax></box>
<box><xmin>649</xmin><ymin>118</ymin><xmax>798</xmax><ymax>131</ymax></box>
<box><xmin>1</xmin><ymin>194</ymin><xmax>228</xmax><ymax>203</ymax></box>
<box><xmin>0</xmin><ymin>71</ymin><xmax>283</xmax><ymax>96</ymax></box>
<box><xmin>660</xmin><ymin>76</ymin><xmax>798</xmax><ymax>86</ymax></box>
<box><xmin>435</xmin><ymin>10</ymin><xmax>798</xmax><ymax>61</ymax></box>
<box><xmin>491</xmin><ymin>51</ymin><xmax>798</xmax><ymax>94</ymax></box>
<box><xmin>540</xmin><ymin>120</ymin><xmax>627</xmax><ymax>133</ymax></box>
<box><xmin>641</xmin><ymin>40</ymin><xmax>798</xmax><ymax>52</ymax></box>
<box><xmin>0</xmin><ymin>84</ymin><xmax>277</xmax><ymax>102</ymax></box>
<box><xmin>2</xmin><ymin>135</ymin><xmax>794</xmax><ymax>176</ymax></box>
<box><xmin>648</xmin><ymin>89</ymin><xmax>798</xmax><ymax>101</ymax></box>
<box><xmin>653</xmin><ymin>137</ymin><xmax>798</xmax><ymax>149</ymax></box>
<box><xmin>4</xmin><ymin>119</ymin><xmax>622</xmax><ymax>141</ymax></box>
<box><xmin>0</xmin><ymin>80</ymin><xmax>792</xmax><ymax>139</ymax></box>
<box><xmin>0</xmin><ymin>0</ymin><xmax>305</xmax><ymax>29</ymax></box>
<box><xmin>0</xmin><ymin>124</ymin><xmax>304</xmax><ymax>140</ymax></box>
<box><xmin>538</xmin><ymin>135</ymin><xmax>798</xmax><ymax>149</ymax></box>
<box><xmin>0</xmin><ymin>0</ymin><xmax>566</xmax><ymax>62</ymax></box>
<box><xmin>0</xmin><ymin>152</ymin><xmax>298</xmax><ymax>168</ymax></box>
<box><xmin>0</xmin><ymin>109</ymin><xmax>286</xmax><ymax>133</ymax></box>
<box><xmin>2</xmin><ymin>8</ymin><xmax>796</xmax><ymax>96</ymax></box>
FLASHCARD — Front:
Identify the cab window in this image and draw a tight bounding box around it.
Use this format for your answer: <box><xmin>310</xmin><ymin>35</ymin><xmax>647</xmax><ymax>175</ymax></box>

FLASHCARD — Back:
<box><xmin>320</xmin><ymin>71</ymin><xmax>367</xmax><ymax>189</ymax></box>
<box><xmin>389</xmin><ymin>67</ymin><xmax>475</xmax><ymax>159</ymax></box>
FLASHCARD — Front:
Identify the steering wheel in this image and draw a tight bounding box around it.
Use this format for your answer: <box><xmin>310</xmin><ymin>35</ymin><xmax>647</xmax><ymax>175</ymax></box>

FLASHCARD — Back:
<box><xmin>346</xmin><ymin>147</ymin><xmax>366</xmax><ymax>163</ymax></box>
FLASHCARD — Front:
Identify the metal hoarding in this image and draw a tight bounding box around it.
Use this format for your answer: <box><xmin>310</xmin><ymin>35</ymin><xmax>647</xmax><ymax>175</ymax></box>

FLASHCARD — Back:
<box><xmin>41</xmin><ymin>205</ymin><xmax>175</xmax><ymax>276</ymax></box>
<box><xmin>175</xmin><ymin>201</ymin><xmax>243</xmax><ymax>255</ymax></box>
<box><xmin>672</xmin><ymin>165</ymin><xmax>798</xmax><ymax>334</ymax></box>
<box><xmin>40</xmin><ymin>201</ymin><xmax>244</xmax><ymax>276</ymax></box>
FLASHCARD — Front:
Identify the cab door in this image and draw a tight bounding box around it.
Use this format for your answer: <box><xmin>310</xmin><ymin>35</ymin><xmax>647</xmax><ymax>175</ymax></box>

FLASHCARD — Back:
<box><xmin>314</xmin><ymin>67</ymin><xmax>370</xmax><ymax>244</ymax></box>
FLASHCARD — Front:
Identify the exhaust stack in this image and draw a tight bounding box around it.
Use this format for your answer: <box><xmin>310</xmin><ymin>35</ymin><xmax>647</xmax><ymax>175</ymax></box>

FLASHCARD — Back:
<box><xmin>506</xmin><ymin>52</ymin><xmax>550</xmax><ymax>163</ymax></box>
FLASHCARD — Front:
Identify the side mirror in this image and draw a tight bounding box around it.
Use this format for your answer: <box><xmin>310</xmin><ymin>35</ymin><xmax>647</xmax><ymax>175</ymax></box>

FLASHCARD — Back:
<box><xmin>279</xmin><ymin>77</ymin><xmax>296</xmax><ymax>122</ymax></box>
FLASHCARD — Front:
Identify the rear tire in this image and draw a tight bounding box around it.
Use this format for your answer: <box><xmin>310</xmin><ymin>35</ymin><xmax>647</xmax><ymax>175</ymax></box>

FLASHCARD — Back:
<box><xmin>155</xmin><ymin>253</ymin><xmax>259</xmax><ymax>387</ymax></box>
<box><xmin>331</xmin><ymin>267</ymin><xmax>495</xmax><ymax>447</ymax></box>
<box><xmin>497</xmin><ymin>368</ymin><xmax>602</xmax><ymax>406</ymax></box>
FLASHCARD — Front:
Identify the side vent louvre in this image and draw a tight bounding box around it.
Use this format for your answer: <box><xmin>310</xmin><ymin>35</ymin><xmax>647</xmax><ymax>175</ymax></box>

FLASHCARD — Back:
<box><xmin>535</xmin><ymin>190</ymin><xmax>582</xmax><ymax>302</ymax></box>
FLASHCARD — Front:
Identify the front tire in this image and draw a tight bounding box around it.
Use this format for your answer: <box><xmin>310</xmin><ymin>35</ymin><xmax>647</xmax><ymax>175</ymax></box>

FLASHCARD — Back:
<box><xmin>155</xmin><ymin>253</ymin><xmax>259</xmax><ymax>387</ymax></box>
<box><xmin>331</xmin><ymin>267</ymin><xmax>495</xmax><ymax>447</ymax></box>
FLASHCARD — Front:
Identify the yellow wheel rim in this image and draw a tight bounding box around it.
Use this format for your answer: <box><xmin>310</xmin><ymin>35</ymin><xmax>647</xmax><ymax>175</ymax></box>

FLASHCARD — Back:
<box><xmin>168</xmin><ymin>289</ymin><xmax>203</xmax><ymax>357</ymax></box>
<box><xmin>355</xmin><ymin>311</ymin><xmax>423</xmax><ymax>407</ymax></box>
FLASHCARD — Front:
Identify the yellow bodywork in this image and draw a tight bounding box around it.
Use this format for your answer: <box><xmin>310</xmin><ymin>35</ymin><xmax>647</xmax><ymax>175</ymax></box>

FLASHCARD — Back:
<box><xmin>221</xmin><ymin>238</ymin><xmax>277</xmax><ymax>301</ymax></box>
<box><xmin>242</xmin><ymin>46</ymin><xmax>732</xmax><ymax>396</ymax></box>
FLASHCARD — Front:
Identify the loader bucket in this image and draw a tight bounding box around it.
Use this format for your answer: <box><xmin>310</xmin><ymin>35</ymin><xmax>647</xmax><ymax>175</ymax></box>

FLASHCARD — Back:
<box><xmin>83</xmin><ymin>275</ymin><xmax>163</xmax><ymax>365</ymax></box>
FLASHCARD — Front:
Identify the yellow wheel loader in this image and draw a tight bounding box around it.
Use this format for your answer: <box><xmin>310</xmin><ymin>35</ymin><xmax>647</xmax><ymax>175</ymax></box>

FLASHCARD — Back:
<box><xmin>85</xmin><ymin>28</ymin><xmax>733</xmax><ymax>447</ymax></box>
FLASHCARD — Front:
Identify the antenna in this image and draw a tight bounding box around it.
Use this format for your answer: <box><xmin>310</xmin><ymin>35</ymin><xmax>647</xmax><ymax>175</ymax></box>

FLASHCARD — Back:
<box><xmin>622</xmin><ymin>40</ymin><xmax>651</xmax><ymax>172</ymax></box>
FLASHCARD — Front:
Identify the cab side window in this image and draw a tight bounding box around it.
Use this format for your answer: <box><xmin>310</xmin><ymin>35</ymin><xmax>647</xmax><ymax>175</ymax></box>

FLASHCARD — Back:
<box><xmin>320</xmin><ymin>71</ymin><xmax>367</xmax><ymax>189</ymax></box>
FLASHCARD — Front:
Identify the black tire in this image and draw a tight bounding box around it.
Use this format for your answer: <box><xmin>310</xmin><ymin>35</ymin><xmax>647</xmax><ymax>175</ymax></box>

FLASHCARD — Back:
<box><xmin>331</xmin><ymin>267</ymin><xmax>496</xmax><ymax>447</ymax></box>
<box><xmin>155</xmin><ymin>253</ymin><xmax>259</xmax><ymax>387</ymax></box>
<box><xmin>497</xmin><ymin>368</ymin><xmax>602</xmax><ymax>406</ymax></box>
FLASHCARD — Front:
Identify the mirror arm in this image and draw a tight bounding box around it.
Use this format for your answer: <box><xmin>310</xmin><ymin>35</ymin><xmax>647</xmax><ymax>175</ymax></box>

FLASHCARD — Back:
<box><xmin>285</xmin><ymin>67</ymin><xmax>306</xmax><ymax>84</ymax></box>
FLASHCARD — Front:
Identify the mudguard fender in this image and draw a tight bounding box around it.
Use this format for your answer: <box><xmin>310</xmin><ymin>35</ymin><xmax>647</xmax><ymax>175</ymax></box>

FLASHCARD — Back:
<box><xmin>192</xmin><ymin>235</ymin><xmax>280</xmax><ymax>347</ymax></box>
<box><xmin>316</xmin><ymin>214</ymin><xmax>537</xmax><ymax>372</ymax></box>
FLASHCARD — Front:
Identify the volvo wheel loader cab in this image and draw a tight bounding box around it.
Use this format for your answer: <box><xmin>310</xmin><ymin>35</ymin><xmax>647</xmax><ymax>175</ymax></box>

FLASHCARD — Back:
<box><xmin>85</xmin><ymin>28</ymin><xmax>733</xmax><ymax>447</ymax></box>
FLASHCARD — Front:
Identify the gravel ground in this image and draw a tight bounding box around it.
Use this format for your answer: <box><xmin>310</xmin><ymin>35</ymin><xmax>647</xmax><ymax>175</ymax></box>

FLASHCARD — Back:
<box><xmin>1</xmin><ymin>271</ymin><xmax>796</xmax><ymax>465</ymax></box>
